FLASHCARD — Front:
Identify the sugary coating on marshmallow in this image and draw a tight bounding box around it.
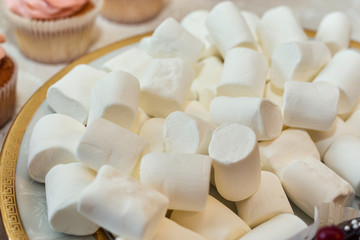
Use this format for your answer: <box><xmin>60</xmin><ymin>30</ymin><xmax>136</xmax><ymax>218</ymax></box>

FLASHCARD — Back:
<box><xmin>205</xmin><ymin>1</ymin><xmax>257</xmax><ymax>57</ymax></box>
<box><xmin>45</xmin><ymin>163</ymin><xmax>98</xmax><ymax>235</ymax></box>
<box><xmin>76</xmin><ymin>118</ymin><xmax>148</xmax><ymax>174</ymax></box>
<box><xmin>47</xmin><ymin>64</ymin><xmax>106</xmax><ymax>124</ymax></box>
<box><xmin>217</xmin><ymin>47</ymin><xmax>268</xmax><ymax>97</ymax></box>
<box><xmin>170</xmin><ymin>195</ymin><xmax>251</xmax><ymax>239</ymax></box>
<box><xmin>184</xmin><ymin>100</ymin><xmax>210</xmax><ymax>122</ymax></box>
<box><xmin>28</xmin><ymin>114</ymin><xmax>85</xmax><ymax>183</ymax></box>
<box><xmin>163</xmin><ymin>111</ymin><xmax>216</xmax><ymax>154</ymax></box>
<box><xmin>209</xmin><ymin>96</ymin><xmax>283</xmax><ymax>140</ymax></box>
<box><xmin>88</xmin><ymin>71</ymin><xmax>140</xmax><ymax>129</ymax></box>
<box><xmin>281</xmin><ymin>157</ymin><xmax>355</xmax><ymax>218</ymax></box>
<box><xmin>140</xmin><ymin>152</ymin><xmax>211</xmax><ymax>211</ymax></box>
<box><xmin>209</xmin><ymin>123</ymin><xmax>261</xmax><ymax>201</ymax></box>
<box><xmin>139</xmin><ymin>58</ymin><xmax>195</xmax><ymax>118</ymax></box>
<box><xmin>78</xmin><ymin>165</ymin><xmax>169</xmax><ymax>240</ymax></box>
<box><xmin>235</xmin><ymin>171</ymin><xmax>293</xmax><ymax>228</ymax></box>
<box><xmin>139</xmin><ymin>118</ymin><xmax>165</xmax><ymax>153</ymax></box>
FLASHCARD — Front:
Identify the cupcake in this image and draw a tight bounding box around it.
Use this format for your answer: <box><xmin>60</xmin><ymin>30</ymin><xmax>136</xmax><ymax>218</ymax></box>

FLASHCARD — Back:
<box><xmin>3</xmin><ymin>0</ymin><xmax>103</xmax><ymax>63</ymax></box>
<box><xmin>0</xmin><ymin>34</ymin><xmax>17</xmax><ymax>128</ymax></box>
<box><xmin>101</xmin><ymin>0</ymin><xmax>164</xmax><ymax>23</ymax></box>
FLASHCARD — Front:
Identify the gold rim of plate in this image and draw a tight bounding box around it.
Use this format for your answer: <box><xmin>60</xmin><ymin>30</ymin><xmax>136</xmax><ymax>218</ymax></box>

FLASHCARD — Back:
<box><xmin>0</xmin><ymin>30</ymin><xmax>359</xmax><ymax>240</ymax></box>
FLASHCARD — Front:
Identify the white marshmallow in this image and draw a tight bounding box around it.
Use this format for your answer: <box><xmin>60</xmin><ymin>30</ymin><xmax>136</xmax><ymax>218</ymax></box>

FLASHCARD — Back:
<box><xmin>324</xmin><ymin>135</ymin><xmax>360</xmax><ymax>196</ymax></box>
<box><xmin>171</xmin><ymin>195</ymin><xmax>251</xmax><ymax>239</ymax></box>
<box><xmin>209</xmin><ymin>123</ymin><xmax>261</xmax><ymax>201</ymax></box>
<box><xmin>139</xmin><ymin>58</ymin><xmax>195</xmax><ymax>118</ymax></box>
<box><xmin>209</xmin><ymin>96</ymin><xmax>283</xmax><ymax>140</ymax></box>
<box><xmin>139</xmin><ymin>118</ymin><xmax>165</xmax><ymax>153</ymax></box>
<box><xmin>140</xmin><ymin>18</ymin><xmax>204</xmax><ymax>63</ymax></box>
<box><xmin>76</xmin><ymin>118</ymin><xmax>148</xmax><ymax>174</ymax></box>
<box><xmin>313</xmin><ymin>49</ymin><xmax>360</xmax><ymax>115</ymax></box>
<box><xmin>283</xmin><ymin>81</ymin><xmax>339</xmax><ymax>131</ymax></box>
<box><xmin>102</xmin><ymin>48</ymin><xmax>152</xmax><ymax>80</ymax></box>
<box><xmin>153</xmin><ymin>218</ymin><xmax>207</xmax><ymax>240</ymax></box>
<box><xmin>199</xmin><ymin>85</ymin><xmax>217</xmax><ymax>110</ymax></box>
<box><xmin>263</xmin><ymin>81</ymin><xmax>283</xmax><ymax>108</ymax></box>
<box><xmin>45</xmin><ymin>163</ymin><xmax>98</xmax><ymax>235</ymax></box>
<box><xmin>270</xmin><ymin>41</ymin><xmax>331</xmax><ymax>89</ymax></box>
<box><xmin>78</xmin><ymin>165</ymin><xmax>168</xmax><ymax>240</ymax></box>
<box><xmin>184</xmin><ymin>100</ymin><xmax>210</xmax><ymax>122</ymax></box>
<box><xmin>241</xmin><ymin>10</ymin><xmax>260</xmax><ymax>42</ymax></box>
<box><xmin>257</xmin><ymin>6</ymin><xmax>307</xmax><ymax>58</ymax></box>
<box><xmin>239</xmin><ymin>214</ymin><xmax>307</xmax><ymax>240</ymax></box>
<box><xmin>281</xmin><ymin>157</ymin><xmax>355</xmax><ymax>218</ymax></box>
<box><xmin>140</xmin><ymin>152</ymin><xmax>211</xmax><ymax>211</ymax></box>
<box><xmin>315</xmin><ymin>11</ymin><xmax>352</xmax><ymax>55</ymax></box>
<box><xmin>346</xmin><ymin>109</ymin><xmax>360</xmax><ymax>138</ymax></box>
<box><xmin>47</xmin><ymin>64</ymin><xmax>106</xmax><ymax>124</ymax></box>
<box><xmin>88</xmin><ymin>71</ymin><xmax>140</xmax><ymax>129</ymax></box>
<box><xmin>205</xmin><ymin>1</ymin><xmax>257</xmax><ymax>57</ymax></box>
<box><xmin>235</xmin><ymin>171</ymin><xmax>293</xmax><ymax>228</ymax></box>
<box><xmin>259</xmin><ymin>128</ymin><xmax>320</xmax><ymax>178</ymax></box>
<box><xmin>163</xmin><ymin>111</ymin><xmax>216</xmax><ymax>154</ymax></box>
<box><xmin>130</xmin><ymin>108</ymin><xmax>150</xmax><ymax>134</ymax></box>
<box><xmin>217</xmin><ymin>47</ymin><xmax>268</xmax><ymax>97</ymax></box>
<box><xmin>28</xmin><ymin>114</ymin><xmax>85</xmax><ymax>183</ymax></box>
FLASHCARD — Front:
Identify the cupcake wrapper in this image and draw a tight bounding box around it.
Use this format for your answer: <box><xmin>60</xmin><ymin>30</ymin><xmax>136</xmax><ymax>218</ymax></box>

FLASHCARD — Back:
<box><xmin>0</xmin><ymin>59</ymin><xmax>17</xmax><ymax>127</ymax></box>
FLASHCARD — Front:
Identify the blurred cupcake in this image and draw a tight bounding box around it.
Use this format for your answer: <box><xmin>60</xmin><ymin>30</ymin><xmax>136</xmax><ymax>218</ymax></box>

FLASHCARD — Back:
<box><xmin>101</xmin><ymin>0</ymin><xmax>164</xmax><ymax>23</ymax></box>
<box><xmin>0</xmin><ymin>34</ymin><xmax>17</xmax><ymax>128</ymax></box>
<box><xmin>3</xmin><ymin>0</ymin><xmax>103</xmax><ymax>63</ymax></box>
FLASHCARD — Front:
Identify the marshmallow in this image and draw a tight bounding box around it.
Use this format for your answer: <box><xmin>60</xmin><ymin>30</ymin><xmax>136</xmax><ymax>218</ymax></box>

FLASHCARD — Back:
<box><xmin>184</xmin><ymin>100</ymin><xmax>210</xmax><ymax>122</ymax></box>
<box><xmin>130</xmin><ymin>108</ymin><xmax>150</xmax><ymax>134</ymax></box>
<box><xmin>281</xmin><ymin>157</ymin><xmax>355</xmax><ymax>218</ymax></box>
<box><xmin>199</xmin><ymin>85</ymin><xmax>217</xmax><ymax>110</ymax></box>
<box><xmin>324</xmin><ymin>135</ymin><xmax>360</xmax><ymax>196</ymax></box>
<box><xmin>209</xmin><ymin>123</ymin><xmax>261</xmax><ymax>201</ymax></box>
<box><xmin>139</xmin><ymin>58</ymin><xmax>195</xmax><ymax>118</ymax></box>
<box><xmin>78</xmin><ymin>165</ymin><xmax>169</xmax><ymax>240</ymax></box>
<box><xmin>102</xmin><ymin>48</ymin><xmax>152</xmax><ymax>80</ymax></box>
<box><xmin>209</xmin><ymin>96</ymin><xmax>283</xmax><ymax>140</ymax></box>
<box><xmin>235</xmin><ymin>171</ymin><xmax>293</xmax><ymax>228</ymax></box>
<box><xmin>163</xmin><ymin>111</ymin><xmax>216</xmax><ymax>154</ymax></box>
<box><xmin>88</xmin><ymin>71</ymin><xmax>140</xmax><ymax>129</ymax></box>
<box><xmin>47</xmin><ymin>64</ymin><xmax>106</xmax><ymax>124</ymax></box>
<box><xmin>241</xmin><ymin>10</ymin><xmax>260</xmax><ymax>42</ymax></box>
<box><xmin>140</xmin><ymin>152</ymin><xmax>211</xmax><ymax>211</ymax></box>
<box><xmin>239</xmin><ymin>214</ymin><xmax>307</xmax><ymax>240</ymax></box>
<box><xmin>283</xmin><ymin>81</ymin><xmax>339</xmax><ymax>131</ymax></box>
<box><xmin>171</xmin><ymin>195</ymin><xmax>251</xmax><ymax>239</ymax></box>
<box><xmin>313</xmin><ymin>49</ymin><xmax>360</xmax><ymax>115</ymax></box>
<box><xmin>217</xmin><ymin>47</ymin><xmax>268</xmax><ymax>97</ymax></box>
<box><xmin>139</xmin><ymin>118</ymin><xmax>165</xmax><ymax>153</ymax></box>
<box><xmin>257</xmin><ymin>6</ymin><xmax>307</xmax><ymax>58</ymax></box>
<box><xmin>76</xmin><ymin>118</ymin><xmax>148</xmax><ymax>174</ymax></box>
<box><xmin>153</xmin><ymin>218</ymin><xmax>207</xmax><ymax>240</ymax></box>
<box><xmin>346</xmin><ymin>109</ymin><xmax>360</xmax><ymax>138</ymax></box>
<box><xmin>270</xmin><ymin>41</ymin><xmax>331</xmax><ymax>89</ymax></box>
<box><xmin>45</xmin><ymin>163</ymin><xmax>98</xmax><ymax>235</ymax></box>
<box><xmin>140</xmin><ymin>18</ymin><xmax>204</xmax><ymax>63</ymax></box>
<box><xmin>28</xmin><ymin>114</ymin><xmax>85</xmax><ymax>183</ymax></box>
<box><xmin>205</xmin><ymin>1</ymin><xmax>257</xmax><ymax>57</ymax></box>
<box><xmin>315</xmin><ymin>12</ymin><xmax>352</xmax><ymax>55</ymax></box>
<box><xmin>263</xmin><ymin>81</ymin><xmax>283</xmax><ymax>108</ymax></box>
<box><xmin>259</xmin><ymin>128</ymin><xmax>320</xmax><ymax>178</ymax></box>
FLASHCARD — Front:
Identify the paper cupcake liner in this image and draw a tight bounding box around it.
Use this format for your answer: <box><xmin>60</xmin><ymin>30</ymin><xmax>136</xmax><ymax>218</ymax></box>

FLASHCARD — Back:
<box><xmin>4</xmin><ymin>0</ymin><xmax>103</xmax><ymax>63</ymax></box>
<box><xmin>0</xmin><ymin>57</ymin><xmax>17</xmax><ymax>127</ymax></box>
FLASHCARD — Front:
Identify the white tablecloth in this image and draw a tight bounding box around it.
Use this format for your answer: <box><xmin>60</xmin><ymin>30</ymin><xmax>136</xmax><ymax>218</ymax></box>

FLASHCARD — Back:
<box><xmin>1</xmin><ymin>0</ymin><xmax>360</xmax><ymax>149</ymax></box>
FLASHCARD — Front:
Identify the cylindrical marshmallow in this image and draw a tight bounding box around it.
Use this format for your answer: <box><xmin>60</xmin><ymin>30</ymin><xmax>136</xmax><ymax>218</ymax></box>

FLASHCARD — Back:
<box><xmin>346</xmin><ymin>108</ymin><xmax>360</xmax><ymax>138</ymax></box>
<box><xmin>184</xmin><ymin>100</ymin><xmax>210</xmax><ymax>122</ymax></box>
<box><xmin>283</xmin><ymin>81</ymin><xmax>339</xmax><ymax>131</ymax></box>
<box><xmin>28</xmin><ymin>114</ymin><xmax>85</xmax><ymax>183</ymax></box>
<box><xmin>313</xmin><ymin>49</ymin><xmax>360</xmax><ymax>115</ymax></box>
<box><xmin>139</xmin><ymin>58</ymin><xmax>195</xmax><ymax>118</ymax></box>
<box><xmin>209</xmin><ymin>96</ymin><xmax>283</xmax><ymax>140</ymax></box>
<box><xmin>263</xmin><ymin>81</ymin><xmax>283</xmax><ymax>108</ymax></box>
<box><xmin>130</xmin><ymin>108</ymin><xmax>150</xmax><ymax>134</ymax></box>
<box><xmin>324</xmin><ymin>135</ymin><xmax>360</xmax><ymax>196</ymax></box>
<box><xmin>209</xmin><ymin>123</ymin><xmax>261</xmax><ymax>201</ymax></box>
<box><xmin>235</xmin><ymin>171</ymin><xmax>293</xmax><ymax>228</ymax></box>
<box><xmin>241</xmin><ymin>10</ymin><xmax>260</xmax><ymax>42</ymax></box>
<box><xmin>315</xmin><ymin>11</ymin><xmax>352</xmax><ymax>55</ymax></box>
<box><xmin>270</xmin><ymin>41</ymin><xmax>331</xmax><ymax>89</ymax></box>
<box><xmin>45</xmin><ymin>163</ymin><xmax>98</xmax><ymax>235</ymax></box>
<box><xmin>257</xmin><ymin>6</ymin><xmax>307</xmax><ymax>58</ymax></box>
<box><xmin>217</xmin><ymin>47</ymin><xmax>268</xmax><ymax>98</ymax></box>
<box><xmin>46</xmin><ymin>64</ymin><xmax>106</xmax><ymax>124</ymax></box>
<box><xmin>170</xmin><ymin>195</ymin><xmax>251</xmax><ymax>240</ymax></box>
<box><xmin>139</xmin><ymin>118</ymin><xmax>165</xmax><ymax>153</ymax></box>
<box><xmin>205</xmin><ymin>1</ymin><xmax>256</xmax><ymax>57</ymax></box>
<box><xmin>88</xmin><ymin>71</ymin><xmax>140</xmax><ymax>129</ymax></box>
<box><xmin>281</xmin><ymin>157</ymin><xmax>355</xmax><ymax>218</ymax></box>
<box><xmin>163</xmin><ymin>111</ymin><xmax>216</xmax><ymax>154</ymax></box>
<box><xmin>140</xmin><ymin>152</ymin><xmax>211</xmax><ymax>211</ymax></box>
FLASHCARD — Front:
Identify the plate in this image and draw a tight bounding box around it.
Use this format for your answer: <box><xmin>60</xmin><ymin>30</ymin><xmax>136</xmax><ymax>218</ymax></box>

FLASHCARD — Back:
<box><xmin>0</xmin><ymin>30</ymin><xmax>359</xmax><ymax>240</ymax></box>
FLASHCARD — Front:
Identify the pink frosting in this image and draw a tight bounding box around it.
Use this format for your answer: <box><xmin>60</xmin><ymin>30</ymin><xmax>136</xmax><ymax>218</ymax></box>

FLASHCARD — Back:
<box><xmin>4</xmin><ymin>0</ymin><xmax>89</xmax><ymax>19</ymax></box>
<box><xmin>0</xmin><ymin>34</ymin><xmax>5</xmax><ymax>61</ymax></box>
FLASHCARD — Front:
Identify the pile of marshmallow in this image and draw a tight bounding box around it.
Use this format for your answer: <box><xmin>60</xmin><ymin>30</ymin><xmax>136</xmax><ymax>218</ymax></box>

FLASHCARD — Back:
<box><xmin>27</xmin><ymin>1</ymin><xmax>360</xmax><ymax>240</ymax></box>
